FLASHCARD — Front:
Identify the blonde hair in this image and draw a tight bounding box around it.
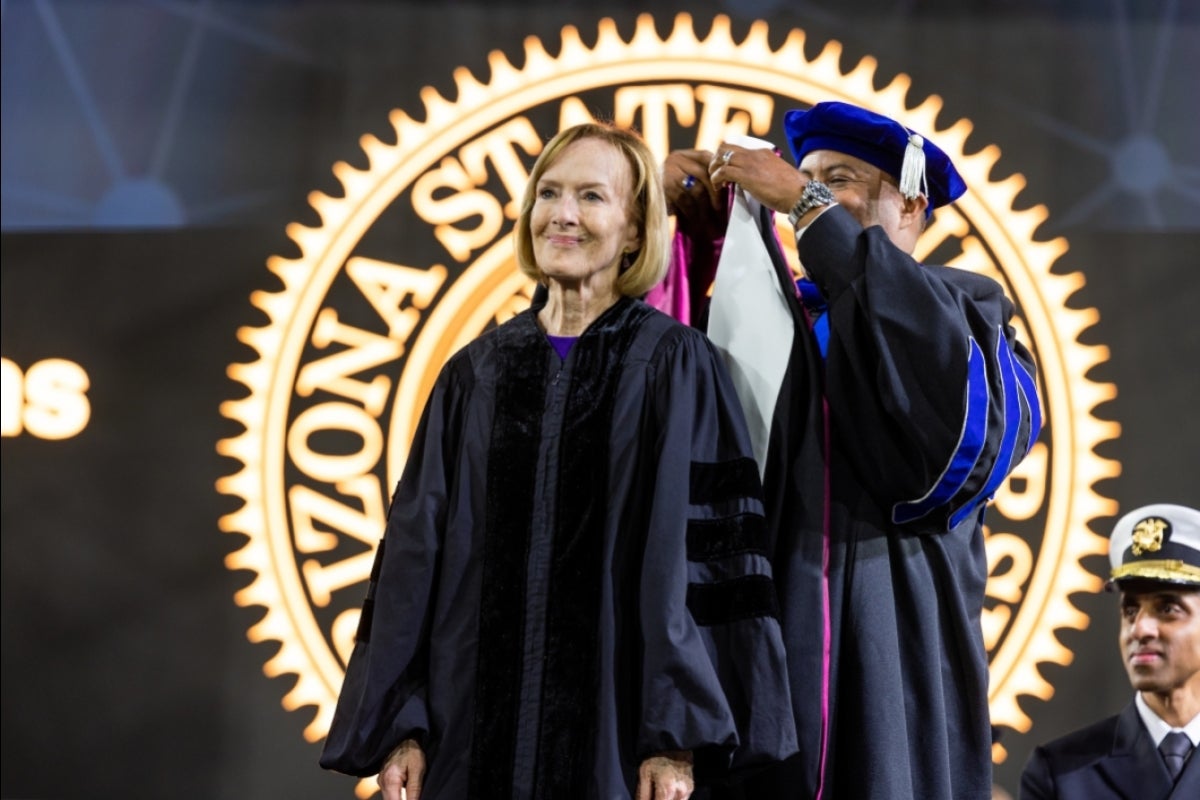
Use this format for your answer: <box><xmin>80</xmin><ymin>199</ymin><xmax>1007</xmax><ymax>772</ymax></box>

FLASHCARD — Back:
<box><xmin>514</xmin><ymin>122</ymin><xmax>670</xmax><ymax>298</ymax></box>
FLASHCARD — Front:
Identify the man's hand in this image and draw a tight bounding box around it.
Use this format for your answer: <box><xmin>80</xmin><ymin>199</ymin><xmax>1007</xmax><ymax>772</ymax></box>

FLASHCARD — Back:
<box><xmin>377</xmin><ymin>738</ymin><xmax>425</xmax><ymax>800</ymax></box>
<box><xmin>708</xmin><ymin>142</ymin><xmax>806</xmax><ymax>214</ymax></box>
<box><xmin>635</xmin><ymin>750</ymin><xmax>695</xmax><ymax>800</ymax></box>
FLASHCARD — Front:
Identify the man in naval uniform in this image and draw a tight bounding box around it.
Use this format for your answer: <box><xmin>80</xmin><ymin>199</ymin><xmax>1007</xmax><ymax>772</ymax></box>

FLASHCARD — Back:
<box><xmin>1020</xmin><ymin>503</ymin><xmax>1200</xmax><ymax>799</ymax></box>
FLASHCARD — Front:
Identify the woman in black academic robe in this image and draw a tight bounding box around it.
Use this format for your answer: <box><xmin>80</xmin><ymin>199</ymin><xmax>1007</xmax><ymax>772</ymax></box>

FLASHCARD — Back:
<box><xmin>319</xmin><ymin>121</ymin><xmax>798</xmax><ymax>800</ymax></box>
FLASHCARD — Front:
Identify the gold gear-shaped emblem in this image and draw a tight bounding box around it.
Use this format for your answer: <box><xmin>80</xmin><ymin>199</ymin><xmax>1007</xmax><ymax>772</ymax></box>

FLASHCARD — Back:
<box><xmin>216</xmin><ymin>11</ymin><xmax>1119</xmax><ymax>790</ymax></box>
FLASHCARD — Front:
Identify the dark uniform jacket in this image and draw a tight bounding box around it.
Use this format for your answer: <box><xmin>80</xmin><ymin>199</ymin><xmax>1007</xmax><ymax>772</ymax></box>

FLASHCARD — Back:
<box><xmin>1020</xmin><ymin>702</ymin><xmax>1199</xmax><ymax>799</ymax></box>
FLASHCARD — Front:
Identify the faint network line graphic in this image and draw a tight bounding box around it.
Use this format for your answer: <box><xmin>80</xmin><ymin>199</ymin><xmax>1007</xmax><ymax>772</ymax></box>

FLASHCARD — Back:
<box><xmin>1042</xmin><ymin>0</ymin><xmax>1198</xmax><ymax>229</ymax></box>
<box><xmin>1</xmin><ymin>0</ymin><xmax>312</xmax><ymax>230</ymax></box>
<box><xmin>2</xmin><ymin>0</ymin><xmax>1196</xmax><ymax>231</ymax></box>
<box><xmin>721</xmin><ymin>0</ymin><xmax>1199</xmax><ymax>232</ymax></box>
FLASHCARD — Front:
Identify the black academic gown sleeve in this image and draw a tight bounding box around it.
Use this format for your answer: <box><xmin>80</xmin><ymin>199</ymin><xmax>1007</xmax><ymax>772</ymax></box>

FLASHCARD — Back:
<box><xmin>631</xmin><ymin>322</ymin><xmax>798</xmax><ymax>779</ymax></box>
<box><xmin>318</xmin><ymin>352</ymin><xmax>470</xmax><ymax>777</ymax></box>
<box><xmin>797</xmin><ymin>205</ymin><xmax>1041</xmax><ymax>532</ymax></box>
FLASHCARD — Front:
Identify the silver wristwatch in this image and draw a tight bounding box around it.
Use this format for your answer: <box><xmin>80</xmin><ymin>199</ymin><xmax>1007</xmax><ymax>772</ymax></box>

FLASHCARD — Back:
<box><xmin>787</xmin><ymin>180</ymin><xmax>836</xmax><ymax>227</ymax></box>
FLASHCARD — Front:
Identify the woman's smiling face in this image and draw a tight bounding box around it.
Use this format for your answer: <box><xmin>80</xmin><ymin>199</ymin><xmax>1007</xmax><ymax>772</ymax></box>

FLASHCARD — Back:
<box><xmin>531</xmin><ymin>136</ymin><xmax>641</xmax><ymax>293</ymax></box>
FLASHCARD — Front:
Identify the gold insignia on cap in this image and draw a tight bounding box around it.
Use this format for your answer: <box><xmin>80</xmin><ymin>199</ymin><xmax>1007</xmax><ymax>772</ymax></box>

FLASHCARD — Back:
<box><xmin>1130</xmin><ymin>517</ymin><xmax>1169</xmax><ymax>556</ymax></box>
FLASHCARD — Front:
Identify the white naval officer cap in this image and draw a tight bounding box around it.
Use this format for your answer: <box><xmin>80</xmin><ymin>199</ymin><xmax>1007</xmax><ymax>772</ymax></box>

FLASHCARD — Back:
<box><xmin>1108</xmin><ymin>503</ymin><xmax>1200</xmax><ymax>588</ymax></box>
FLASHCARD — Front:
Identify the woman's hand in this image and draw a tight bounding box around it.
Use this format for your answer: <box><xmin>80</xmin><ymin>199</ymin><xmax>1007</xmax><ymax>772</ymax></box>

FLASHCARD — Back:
<box><xmin>663</xmin><ymin>149</ymin><xmax>726</xmax><ymax>241</ymax></box>
<box><xmin>636</xmin><ymin>750</ymin><xmax>695</xmax><ymax>800</ymax></box>
<box><xmin>377</xmin><ymin>738</ymin><xmax>426</xmax><ymax>800</ymax></box>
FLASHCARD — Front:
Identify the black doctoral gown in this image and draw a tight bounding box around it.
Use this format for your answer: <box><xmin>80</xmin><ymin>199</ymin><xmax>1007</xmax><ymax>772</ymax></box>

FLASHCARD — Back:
<box><xmin>320</xmin><ymin>295</ymin><xmax>798</xmax><ymax>799</ymax></box>
<box><xmin>670</xmin><ymin>204</ymin><xmax>1042</xmax><ymax>800</ymax></box>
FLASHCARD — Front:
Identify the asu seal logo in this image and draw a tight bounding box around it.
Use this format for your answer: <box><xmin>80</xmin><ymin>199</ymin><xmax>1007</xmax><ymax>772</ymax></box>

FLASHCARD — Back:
<box><xmin>216</xmin><ymin>12</ymin><xmax>1119</xmax><ymax>786</ymax></box>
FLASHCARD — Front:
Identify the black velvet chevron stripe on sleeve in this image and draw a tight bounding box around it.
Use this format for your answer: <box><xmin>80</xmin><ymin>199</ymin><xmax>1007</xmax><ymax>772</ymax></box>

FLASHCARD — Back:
<box><xmin>689</xmin><ymin>456</ymin><xmax>760</xmax><ymax>506</ymax></box>
<box><xmin>686</xmin><ymin>575</ymin><xmax>779</xmax><ymax>626</ymax></box>
<box><xmin>685</xmin><ymin>513</ymin><xmax>769</xmax><ymax>562</ymax></box>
